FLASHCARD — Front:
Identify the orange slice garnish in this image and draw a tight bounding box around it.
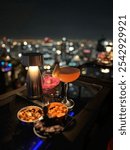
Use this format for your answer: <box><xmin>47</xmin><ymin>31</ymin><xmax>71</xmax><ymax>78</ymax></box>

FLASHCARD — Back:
<box><xmin>52</xmin><ymin>64</ymin><xmax>60</xmax><ymax>78</ymax></box>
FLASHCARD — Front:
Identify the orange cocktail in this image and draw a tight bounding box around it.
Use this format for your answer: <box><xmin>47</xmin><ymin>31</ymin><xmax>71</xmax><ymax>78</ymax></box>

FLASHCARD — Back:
<box><xmin>59</xmin><ymin>67</ymin><xmax>80</xmax><ymax>83</ymax></box>
<box><xmin>52</xmin><ymin>65</ymin><xmax>80</xmax><ymax>109</ymax></box>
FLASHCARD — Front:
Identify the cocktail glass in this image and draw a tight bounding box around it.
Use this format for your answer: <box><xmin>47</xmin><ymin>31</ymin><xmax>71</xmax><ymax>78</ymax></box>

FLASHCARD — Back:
<box><xmin>53</xmin><ymin>66</ymin><xmax>80</xmax><ymax>109</ymax></box>
<box><xmin>41</xmin><ymin>72</ymin><xmax>60</xmax><ymax>106</ymax></box>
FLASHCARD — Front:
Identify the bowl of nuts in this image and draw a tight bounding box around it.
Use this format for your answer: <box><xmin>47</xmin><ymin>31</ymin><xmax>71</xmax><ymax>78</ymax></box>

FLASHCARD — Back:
<box><xmin>47</xmin><ymin>102</ymin><xmax>68</xmax><ymax>119</ymax></box>
<box><xmin>17</xmin><ymin>105</ymin><xmax>43</xmax><ymax>123</ymax></box>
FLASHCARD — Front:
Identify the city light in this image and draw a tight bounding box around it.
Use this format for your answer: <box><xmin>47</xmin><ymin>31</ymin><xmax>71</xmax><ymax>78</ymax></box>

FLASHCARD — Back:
<box><xmin>8</xmin><ymin>63</ymin><xmax>12</xmax><ymax>67</ymax></box>
<box><xmin>13</xmin><ymin>41</ymin><xmax>17</xmax><ymax>46</ymax></box>
<box><xmin>106</xmin><ymin>46</ymin><xmax>112</xmax><ymax>53</ymax></box>
<box><xmin>44</xmin><ymin>65</ymin><xmax>51</xmax><ymax>70</ymax></box>
<box><xmin>73</xmin><ymin>55</ymin><xmax>80</xmax><ymax>61</ymax></box>
<box><xmin>5</xmin><ymin>55</ymin><xmax>10</xmax><ymax>60</ymax></box>
<box><xmin>7</xmin><ymin>48</ymin><xmax>10</xmax><ymax>52</ymax></box>
<box><xmin>25</xmin><ymin>67</ymin><xmax>29</xmax><ymax>70</ymax></box>
<box><xmin>1</xmin><ymin>61</ymin><xmax>5</xmax><ymax>66</ymax></box>
<box><xmin>56</xmin><ymin>50</ymin><xmax>61</xmax><ymax>55</ymax></box>
<box><xmin>18</xmin><ymin>53</ymin><xmax>22</xmax><ymax>57</ymax></box>
<box><xmin>23</xmin><ymin>41</ymin><xmax>28</xmax><ymax>45</ymax></box>
<box><xmin>2</xmin><ymin>44</ymin><xmax>6</xmax><ymax>48</ymax></box>
<box><xmin>69</xmin><ymin>46</ymin><xmax>74</xmax><ymax>51</ymax></box>
<box><xmin>100</xmin><ymin>68</ymin><xmax>110</xmax><ymax>73</ymax></box>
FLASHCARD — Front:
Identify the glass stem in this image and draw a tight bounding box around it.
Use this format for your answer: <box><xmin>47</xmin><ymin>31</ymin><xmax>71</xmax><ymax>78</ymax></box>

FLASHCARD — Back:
<box><xmin>63</xmin><ymin>82</ymin><xmax>68</xmax><ymax>103</ymax></box>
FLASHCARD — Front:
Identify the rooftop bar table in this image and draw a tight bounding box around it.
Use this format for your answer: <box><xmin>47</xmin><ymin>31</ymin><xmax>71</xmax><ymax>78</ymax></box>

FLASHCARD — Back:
<box><xmin>0</xmin><ymin>73</ymin><xmax>113</xmax><ymax>150</ymax></box>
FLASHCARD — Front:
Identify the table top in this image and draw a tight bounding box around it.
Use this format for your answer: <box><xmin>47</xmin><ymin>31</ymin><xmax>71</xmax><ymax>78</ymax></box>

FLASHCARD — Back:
<box><xmin>0</xmin><ymin>77</ymin><xmax>112</xmax><ymax>150</ymax></box>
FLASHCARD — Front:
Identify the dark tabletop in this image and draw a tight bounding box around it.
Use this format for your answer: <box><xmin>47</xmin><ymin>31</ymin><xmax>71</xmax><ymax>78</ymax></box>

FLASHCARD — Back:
<box><xmin>0</xmin><ymin>75</ymin><xmax>113</xmax><ymax>150</ymax></box>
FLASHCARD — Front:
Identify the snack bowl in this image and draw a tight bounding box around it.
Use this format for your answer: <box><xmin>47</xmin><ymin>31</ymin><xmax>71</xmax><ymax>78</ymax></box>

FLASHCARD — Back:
<box><xmin>33</xmin><ymin>119</ymin><xmax>64</xmax><ymax>139</ymax></box>
<box><xmin>42</xmin><ymin>102</ymin><xmax>69</xmax><ymax>125</ymax></box>
<box><xmin>47</xmin><ymin>102</ymin><xmax>68</xmax><ymax>117</ymax></box>
<box><xmin>33</xmin><ymin>102</ymin><xmax>68</xmax><ymax>138</ymax></box>
<box><xmin>47</xmin><ymin>102</ymin><xmax>68</xmax><ymax>123</ymax></box>
<box><xmin>17</xmin><ymin>105</ymin><xmax>43</xmax><ymax>123</ymax></box>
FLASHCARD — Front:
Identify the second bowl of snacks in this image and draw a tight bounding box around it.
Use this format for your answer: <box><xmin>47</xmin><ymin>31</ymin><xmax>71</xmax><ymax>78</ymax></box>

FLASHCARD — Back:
<box><xmin>47</xmin><ymin>102</ymin><xmax>68</xmax><ymax>119</ymax></box>
<box><xmin>33</xmin><ymin>102</ymin><xmax>69</xmax><ymax>138</ymax></box>
<box><xmin>17</xmin><ymin>105</ymin><xmax>43</xmax><ymax>123</ymax></box>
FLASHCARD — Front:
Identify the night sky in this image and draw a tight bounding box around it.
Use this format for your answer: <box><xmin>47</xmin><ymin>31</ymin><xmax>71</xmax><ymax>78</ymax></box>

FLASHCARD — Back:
<box><xmin>0</xmin><ymin>0</ymin><xmax>113</xmax><ymax>40</ymax></box>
